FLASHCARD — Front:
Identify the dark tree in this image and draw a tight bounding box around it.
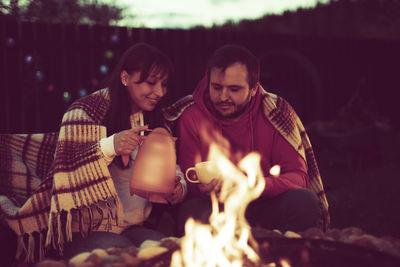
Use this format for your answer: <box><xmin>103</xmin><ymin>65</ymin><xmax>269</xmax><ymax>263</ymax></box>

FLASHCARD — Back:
<box><xmin>1</xmin><ymin>0</ymin><xmax>128</xmax><ymax>25</ymax></box>
<box><xmin>212</xmin><ymin>0</ymin><xmax>400</xmax><ymax>40</ymax></box>
<box><xmin>0</xmin><ymin>0</ymin><xmax>22</xmax><ymax>18</ymax></box>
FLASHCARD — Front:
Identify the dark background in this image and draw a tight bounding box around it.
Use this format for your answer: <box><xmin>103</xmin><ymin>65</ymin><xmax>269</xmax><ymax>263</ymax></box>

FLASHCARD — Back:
<box><xmin>1</xmin><ymin>14</ymin><xmax>400</xmax><ymax>239</ymax></box>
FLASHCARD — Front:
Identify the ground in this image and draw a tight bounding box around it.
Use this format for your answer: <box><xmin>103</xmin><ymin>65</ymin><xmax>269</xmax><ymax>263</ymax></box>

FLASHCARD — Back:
<box><xmin>310</xmin><ymin>122</ymin><xmax>400</xmax><ymax>239</ymax></box>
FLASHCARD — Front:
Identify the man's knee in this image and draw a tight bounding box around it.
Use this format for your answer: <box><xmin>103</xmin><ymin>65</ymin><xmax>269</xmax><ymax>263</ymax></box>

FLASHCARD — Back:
<box><xmin>284</xmin><ymin>188</ymin><xmax>320</xmax><ymax>208</ymax></box>
<box><xmin>280</xmin><ymin>188</ymin><xmax>322</xmax><ymax>230</ymax></box>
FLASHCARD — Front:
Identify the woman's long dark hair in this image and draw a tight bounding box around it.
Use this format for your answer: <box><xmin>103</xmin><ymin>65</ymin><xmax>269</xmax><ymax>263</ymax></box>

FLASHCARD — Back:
<box><xmin>103</xmin><ymin>42</ymin><xmax>173</xmax><ymax>136</ymax></box>
<box><xmin>102</xmin><ymin>43</ymin><xmax>173</xmax><ymax>167</ymax></box>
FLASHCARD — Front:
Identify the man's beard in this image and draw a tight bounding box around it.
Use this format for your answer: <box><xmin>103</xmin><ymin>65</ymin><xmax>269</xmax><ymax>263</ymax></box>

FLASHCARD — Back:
<box><xmin>214</xmin><ymin>94</ymin><xmax>252</xmax><ymax>120</ymax></box>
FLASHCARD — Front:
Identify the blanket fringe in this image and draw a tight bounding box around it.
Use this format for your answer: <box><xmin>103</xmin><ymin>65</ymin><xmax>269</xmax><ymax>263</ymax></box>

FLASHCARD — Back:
<box><xmin>45</xmin><ymin>211</ymin><xmax>65</xmax><ymax>256</ymax></box>
<box><xmin>16</xmin><ymin>235</ymin><xmax>26</xmax><ymax>260</ymax></box>
<box><xmin>94</xmin><ymin>205</ymin><xmax>104</xmax><ymax>230</ymax></box>
<box><xmin>15</xmin><ymin>231</ymin><xmax>46</xmax><ymax>263</ymax></box>
<box><xmin>114</xmin><ymin>194</ymin><xmax>123</xmax><ymax>226</ymax></box>
<box><xmin>88</xmin><ymin>205</ymin><xmax>94</xmax><ymax>233</ymax></box>
<box><xmin>45</xmin><ymin>212</ymin><xmax>55</xmax><ymax>250</ymax></box>
<box><xmin>27</xmin><ymin>232</ymin><xmax>35</xmax><ymax>263</ymax></box>
<box><xmin>66</xmin><ymin>211</ymin><xmax>72</xmax><ymax>243</ymax></box>
<box><xmin>79</xmin><ymin>209</ymin><xmax>87</xmax><ymax>238</ymax></box>
<box><xmin>40</xmin><ymin>197</ymin><xmax>123</xmax><ymax>260</ymax></box>
<box><xmin>39</xmin><ymin>231</ymin><xmax>45</xmax><ymax>261</ymax></box>
<box><xmin>105</xmin><ymin>201</ymin><xmax>112</xmax><ymax>231</ymax></box>
<box><xmin>76</xmin><ymin>204</ymin><xmax>97</xmax><ymax>235</ymax></box>
<box><xmin>57</xmin><ymin>213</ymin><xmax>64</xmax><ymax>253</ymax></box>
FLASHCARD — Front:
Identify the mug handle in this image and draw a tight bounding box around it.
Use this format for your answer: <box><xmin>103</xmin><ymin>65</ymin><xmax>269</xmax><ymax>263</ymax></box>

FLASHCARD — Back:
<box><xmin>185</xmin><ymin>167</ymin><xmax>200</xmax><ymax>183</ymax></box>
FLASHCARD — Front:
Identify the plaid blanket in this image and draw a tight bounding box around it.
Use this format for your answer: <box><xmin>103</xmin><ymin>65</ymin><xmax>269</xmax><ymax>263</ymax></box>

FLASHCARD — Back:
<box><xmin>163</xmin><ymin>86</ymin><xmax>330</xmax><ymax>231</ymax></box>
<box><xmin>0</xmin><ymin>88</ymin><xmax>123</xmax><ymax>262</ymax></box>
<box><xmin>1</xmin><ymin>86</ymin><xmax>330</xmax><ymax>262</ymax></box>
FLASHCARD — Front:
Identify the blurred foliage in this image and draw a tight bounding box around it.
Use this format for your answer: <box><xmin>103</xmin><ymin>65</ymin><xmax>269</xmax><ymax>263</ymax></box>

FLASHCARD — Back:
<box><xmin>0</xmin><ymin>0</ymin><xmax>128</xmax><ymax>25</ymax></box>
<box><xmin>212</xmin><ymin>0</ymin><xmax>400</xmax><ymax>40</ymax></box>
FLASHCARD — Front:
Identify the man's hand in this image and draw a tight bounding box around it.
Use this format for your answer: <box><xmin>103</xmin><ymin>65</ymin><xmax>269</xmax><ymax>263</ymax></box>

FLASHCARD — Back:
<box><xmin>114</xmin><ymin>126</ymin><xmax>150</xmax><ymax>155</ymax></box>
<box><xmin>166</xmin><ymin>176</ymin><xmax>185</xmax><ymax>205</ymax></box>
<box><xmin>198</xmin><ymin>178</ymin><xmax>222</xmax><ymax>195</ymax></box>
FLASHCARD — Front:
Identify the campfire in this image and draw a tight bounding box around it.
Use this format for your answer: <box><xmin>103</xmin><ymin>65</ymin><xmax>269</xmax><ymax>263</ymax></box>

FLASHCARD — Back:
<box><xmin>171</xmin><ymin>143</ymin><xmax>266</xmax><ymax>267</ymax></box>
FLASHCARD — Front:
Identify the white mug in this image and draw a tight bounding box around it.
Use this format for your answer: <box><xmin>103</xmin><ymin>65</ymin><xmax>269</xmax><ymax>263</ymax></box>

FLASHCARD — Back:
<box><xmin>185</xmin><ymin>161</ymin><xmax>221</xmax><ymax>184</ymax></box>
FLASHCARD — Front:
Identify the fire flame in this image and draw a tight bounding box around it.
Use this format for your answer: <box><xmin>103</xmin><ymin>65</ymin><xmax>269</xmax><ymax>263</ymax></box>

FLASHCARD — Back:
<box><xmin>171</xmin><ymin>143</ymin><xmax>266</xmax><ymax>267</ymax></box>
<box><xmin>279</xmin><ymin>258</ymin><xmax>291</xmax><ymax>267</ymax></box>
<box><xmin>269</xmin><ymin>165</ymin><xmax>280</xmax><ymax>177</ymax></box>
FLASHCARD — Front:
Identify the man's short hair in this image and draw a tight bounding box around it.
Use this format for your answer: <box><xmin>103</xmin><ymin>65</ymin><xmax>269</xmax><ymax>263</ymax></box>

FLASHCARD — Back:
<box><xmin>207</xmin><ymin>44</ymin><xmax>260</xmax><ymax>89</ymax></box>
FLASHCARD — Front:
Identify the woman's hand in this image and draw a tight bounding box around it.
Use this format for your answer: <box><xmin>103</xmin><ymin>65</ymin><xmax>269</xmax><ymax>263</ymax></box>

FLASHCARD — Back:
<box><xmin>167</xmin><ymin>176</ymin><xmax>185</xmax><ymax>205</ymax></box>
<box><xmin>114</xmin><ymin>125</ymin><xmax>150</xmax><ymax>155</ymax></box>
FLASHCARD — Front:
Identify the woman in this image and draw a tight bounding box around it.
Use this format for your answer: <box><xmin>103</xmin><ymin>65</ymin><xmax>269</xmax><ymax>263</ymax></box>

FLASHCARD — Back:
<box><xmin>58</xmin><ymin>43</ymin><xmax>187</xmax><ymax>258</ymax></box>
<box><xmin>0</xmin><ymin>42</ymin><xmax>185</xmax><ymax>264</ymax></box>
<box><xmin>36</xmin><ymin>43</ymin><xmax>184</xmax><ymax>261</ymax></box>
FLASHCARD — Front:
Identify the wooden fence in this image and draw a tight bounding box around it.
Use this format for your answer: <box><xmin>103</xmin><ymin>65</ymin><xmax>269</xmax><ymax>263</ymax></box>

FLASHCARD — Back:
<box><xmin>1</xmin><ymin>15</ymin><xmax>399</xmax><ymax>133</ymax></box>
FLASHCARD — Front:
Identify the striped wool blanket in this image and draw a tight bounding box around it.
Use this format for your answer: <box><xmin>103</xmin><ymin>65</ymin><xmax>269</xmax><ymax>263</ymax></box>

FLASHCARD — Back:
<box><xmin>163</xmin><ymin>86</ymin><xmax>330</xmax><ymax>231</ymax></box>
<box><xmin>0</xmin><ymin>88</ymin><xmax>123</xmax><ymax>262</ymax></box>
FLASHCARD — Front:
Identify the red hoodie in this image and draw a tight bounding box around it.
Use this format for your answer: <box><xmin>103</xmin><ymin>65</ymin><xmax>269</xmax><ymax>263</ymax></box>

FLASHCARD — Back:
<box><xmin>177</xmin><ymin>75</ymin><xmax>308</xmax><ymax>198</ymax></box>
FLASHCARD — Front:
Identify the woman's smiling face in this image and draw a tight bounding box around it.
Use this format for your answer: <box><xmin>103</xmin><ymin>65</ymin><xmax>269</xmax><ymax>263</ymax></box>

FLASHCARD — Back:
<box><xmin>121</xmin><ymin>69</ymin><xmax>168</xmax><ymax>112</ymax></box>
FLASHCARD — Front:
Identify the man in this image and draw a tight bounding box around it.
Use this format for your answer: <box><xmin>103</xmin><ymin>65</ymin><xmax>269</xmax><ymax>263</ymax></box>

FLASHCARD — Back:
<box><xmin>164</xmin><ymin>44</ymin><xmax>329</xmax><ymax>235</ymax></box>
